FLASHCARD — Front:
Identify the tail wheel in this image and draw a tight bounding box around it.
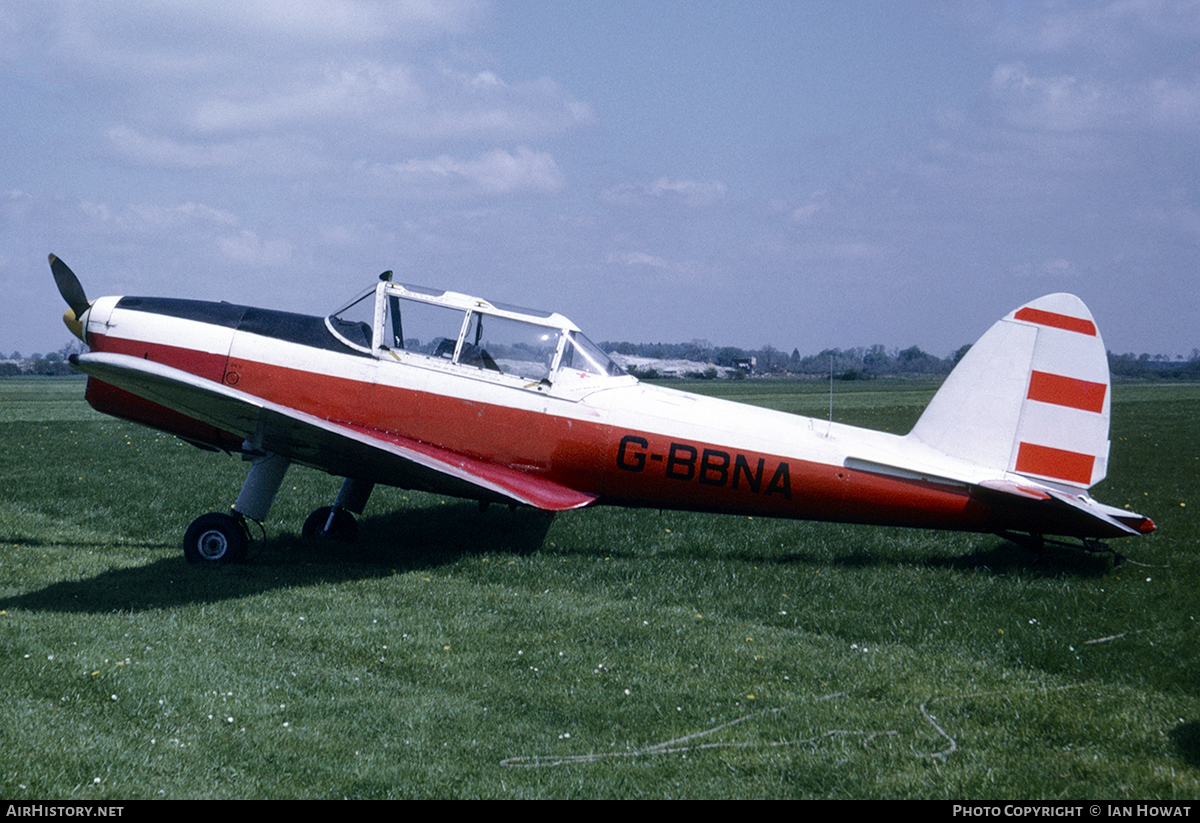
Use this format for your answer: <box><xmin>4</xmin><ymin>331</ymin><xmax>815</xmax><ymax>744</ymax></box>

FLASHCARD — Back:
<box><xmin>184</xmin><ymin>512</ymin><xmax>249</xmax><ymax>564</ymax></box>
<box><xmin>302</xmin><ymin>506</ymin><xmax>359</xmax><ymax>541</ymax></box>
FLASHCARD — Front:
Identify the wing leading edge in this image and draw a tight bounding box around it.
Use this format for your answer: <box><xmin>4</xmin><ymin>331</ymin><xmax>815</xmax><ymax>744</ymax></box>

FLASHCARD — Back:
<box><xmin>70</xmin><ymin>352</ymin><xmax>597</xmax><ymax>512</ymax></box>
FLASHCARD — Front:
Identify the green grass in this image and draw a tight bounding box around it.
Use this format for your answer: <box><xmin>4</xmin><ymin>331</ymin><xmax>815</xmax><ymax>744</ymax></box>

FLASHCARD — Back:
<box><xmin>1</xmin><ymin>377</ymin><xmax>1198</xmax><ymax>798</ymax></box>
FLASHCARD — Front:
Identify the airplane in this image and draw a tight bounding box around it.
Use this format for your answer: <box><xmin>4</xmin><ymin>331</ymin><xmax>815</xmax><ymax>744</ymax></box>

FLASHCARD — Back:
<box><xmin>48</xmin><ymin>253</ymin><xmax>1154</xmax><ymax>565</ymax></box>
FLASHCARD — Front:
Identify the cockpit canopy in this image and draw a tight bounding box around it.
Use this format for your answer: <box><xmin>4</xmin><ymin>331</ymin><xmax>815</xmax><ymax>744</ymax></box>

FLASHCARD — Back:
<box><xmin>326</xmin><ymin>280</ymin><xmax>626</xmax><ymax>385</ymax></box>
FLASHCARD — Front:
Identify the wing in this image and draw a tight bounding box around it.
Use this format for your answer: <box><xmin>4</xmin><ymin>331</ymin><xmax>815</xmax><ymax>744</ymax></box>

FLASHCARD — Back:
<box><xmin>70</xmin><ymin>352</ymin><xmax>597</xmax><ymax>511</ymax></box>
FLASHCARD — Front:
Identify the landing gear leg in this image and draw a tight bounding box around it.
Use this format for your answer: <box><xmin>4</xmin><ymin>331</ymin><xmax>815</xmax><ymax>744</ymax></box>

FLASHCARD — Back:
<box><xmin>303</xmin><ymin>478</ymin><xmax>374</xmax><ymax>541</ymax></box>
<box><xmin>183</xmin><ymin>452</ymin><xmax>290</xmax><ymax>564</ymax></box>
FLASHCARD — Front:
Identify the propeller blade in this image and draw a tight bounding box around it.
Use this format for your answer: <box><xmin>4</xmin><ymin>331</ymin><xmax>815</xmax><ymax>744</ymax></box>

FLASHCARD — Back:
<box><xmin>49</xmin><ymin>254</ymin><xmax>91</xmax><ymax>318</ymax></box>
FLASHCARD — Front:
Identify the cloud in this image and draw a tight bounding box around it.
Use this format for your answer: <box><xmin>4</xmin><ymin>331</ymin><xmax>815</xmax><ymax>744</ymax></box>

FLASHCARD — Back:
<box><xmin>49</xmin><ymin>0</ymin><xmax>486</xmax><ymax>61</ymax></box>
<box><xmin>187</xmin><ymin>63</ymin><xmax>426</xmax><ymax>134</ymax></box>
<box><xmin>646</xmin><ymin>177</ymin><xmax>727</xmax><ymax>207</ymax></box>
<box><xmin>609</xmin><ymin>251</ymin><xmax>672</xmax><ymax>269</ymax></box>
<box><xmin>29</xmin><ymin>2</ymin><xmax>591</xmax><ymax>186</ymax></box>
<box><xmin>105</xmin><ymin>62</ymin><xmax>590</xmax><ymax>187</ymax></box>
<box><xmin>184</xmin><ymin>63</ymin><xmax>591</xmax><ymax>141</ymax></box>
<box><xmin>969</xmin><ymin>2</ymin><xmax>1200</xmax><ymax>134</ymax></box>
<box><xmin>605</xmin><ymin>250</ymin><xmax>713</xmax><ymax>283</ymax></box>
<box><xmin>979</xmin><ymin>0</ymin><xmax>1200</xmax><ymax>60</ymax></box>
<box><xmin>432</xmin><ymin>70</ymin><xmax>595</xmax><ymax>140</ymax></box>
<box><xmin>601</xmin><ymin>177</ymin><xmax>727</xmax><ymax>208</ymax></box>
<box><xmin>107</xmin><ymin>126</ymin><xmax>332</xmax><ymax>174</ymax></box>
<box><xmin>76</xmin><ymin>199</ymin><xmax>241</xmax><ymax>236</ymax></box>
<box><xmin>218</xmin><ymin>229</ymin><xmax>293</xmax><ymax>267</ymax></box>
<box><xmin>1011</xmin><ymin>258</ymin><xmax>1082</xmax><ymax>279</ymax></box>
<box><xmin>366</xmin><ymin>147</ymin><xmax>566</xmax><ymax>195</ymax></box>
<box><xmin>1144</xmin><ymin>76</ymin><xmax>1200</xmax><ymax>127</ymax></box>
<box><xmin>767</xmin><ymin>235</ymin><xmax>889</xmax><ymax>266</ymax></box>
<box><xmin>200</xmin><ymin>0</ymin><xmax>485</xmax><ymax>43</ymax></box>
<box><xmin>989</xmin><ymin>63</ymin><xmax>1200</xmax><ymax>131</ymax></box>
<box><xmin>790</xmin><ymin>192</ymin><xmax>829</xmax><ymax>224</ymax></box>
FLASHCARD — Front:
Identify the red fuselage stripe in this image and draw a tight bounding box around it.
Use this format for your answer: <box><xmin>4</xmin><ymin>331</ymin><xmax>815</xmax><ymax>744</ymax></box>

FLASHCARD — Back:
<box><xmin>1013</xmin><ymin>307</ymin><xmax>1097</xmax><ymax>336</ymax></box>
<box><xmin>1026</xmin><ymin>371</ymin><xmax>1107</xmax><ymax>413</ymax></box>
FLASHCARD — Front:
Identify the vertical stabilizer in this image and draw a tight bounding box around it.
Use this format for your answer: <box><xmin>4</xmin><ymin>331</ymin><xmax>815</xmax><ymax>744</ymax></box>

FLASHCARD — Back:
<box><xmin>908</xmin><ymin>294</ymin><xmax>1110</xmax><ymax>489</ymax></box>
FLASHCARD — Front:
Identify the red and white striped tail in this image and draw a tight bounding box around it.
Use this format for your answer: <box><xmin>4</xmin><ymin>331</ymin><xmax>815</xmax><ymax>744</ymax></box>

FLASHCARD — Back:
<box><xmin>908</xmin><ymin>293</ymin><xmax>1110</xmax><ymax>489</ymax></box>
<box><xmin>1008</xmin><ymin>295</ymin><xmax>1110</xmax><ymax>487</ymax></box>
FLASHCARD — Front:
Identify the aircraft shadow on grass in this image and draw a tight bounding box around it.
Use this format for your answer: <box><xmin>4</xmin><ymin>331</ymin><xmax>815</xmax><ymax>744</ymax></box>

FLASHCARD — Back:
<box><xmin>0</xmin><ymin>501</ymin><xmax>555</xmax><ymax>614</ymax></box>
<box><xmin>922</xmin><ymin>538</ymin><xmax>1119</xmax><ymax>578</ymax></box>
<box><xmin>1</xmin><ymin>507</ymin><xmax>1119</xmax><ymax>616</ymax></box>
<box><xmin>613</xmin><ymin>531</ymin><xmax>1117</xmax><ymax>578</ymax></box>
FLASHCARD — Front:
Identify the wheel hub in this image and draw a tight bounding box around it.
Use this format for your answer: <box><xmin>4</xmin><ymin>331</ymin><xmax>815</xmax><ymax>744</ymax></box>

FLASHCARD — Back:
<box><xmin>197</xmin><ymin>528</ymin><xmax>229</xmax><ymax>560</ymax></box>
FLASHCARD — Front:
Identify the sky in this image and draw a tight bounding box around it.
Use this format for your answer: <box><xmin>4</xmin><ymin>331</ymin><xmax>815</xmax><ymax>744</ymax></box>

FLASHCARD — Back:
<box><xmin>2</xmin><ymin>1</ymin><xmax>1198</xmax><ymax>360</ymax></box>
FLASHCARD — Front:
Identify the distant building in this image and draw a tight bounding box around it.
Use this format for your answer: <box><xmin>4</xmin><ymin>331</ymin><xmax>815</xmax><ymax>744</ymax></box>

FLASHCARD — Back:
<box><xmin>734</xmin><ymin>356</ymin><xmax>756</xmax><ymax>375</ymax></box>
<box><xmin>608</xmin><ymin>352</ymin><xmax>733</xmax><ymax>379</ymax></box>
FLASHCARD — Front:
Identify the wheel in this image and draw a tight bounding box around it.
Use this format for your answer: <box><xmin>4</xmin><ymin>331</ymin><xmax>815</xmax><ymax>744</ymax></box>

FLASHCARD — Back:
<box><xmin>302</xmin><ymin>506</ymin><xmax>359</xmax><ymax>541</ymax></box>
<box><xmin>184</xmin><ymin>512</ymin><xmax>249</xmax><ymax>564</ymax></box>
<box><xmin>302</xmin><ymin>506</ymin><xmax>358</xmax><ymax>540</ymax></box>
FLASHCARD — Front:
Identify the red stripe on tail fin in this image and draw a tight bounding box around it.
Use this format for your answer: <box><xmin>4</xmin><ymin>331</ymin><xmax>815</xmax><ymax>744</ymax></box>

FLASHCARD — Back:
<box><xmin>1026</xmin><ymin>371</ymin><xmax>1107</xmax><ymax>413</ymax></box>
<box><xmin>1015</xmin><ymin>442</ymin><xmax>1095</xmax><ymax>485</ymax></box>
<box><xmin>1013</xmin><ymin>307</ymin><xmax>1097</xmax><ymax>336</ymax></box>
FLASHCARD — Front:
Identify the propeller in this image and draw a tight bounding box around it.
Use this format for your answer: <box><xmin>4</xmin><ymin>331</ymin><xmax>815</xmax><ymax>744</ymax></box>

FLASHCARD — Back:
<box><xmin>49</xmin><ymin>254</ymin><xmax>91</xmax><ymax>341</ymax></box>
<box><xmin>50</xmin><ymin>254</ymin><xmax>89</xmax><ymax>316</ymax></box>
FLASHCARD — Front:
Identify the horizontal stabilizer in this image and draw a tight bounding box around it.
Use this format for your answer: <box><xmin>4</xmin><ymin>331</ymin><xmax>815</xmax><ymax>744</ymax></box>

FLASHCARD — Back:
<box><xmin>1038</xmin><ymin>488</ymin><xmax>1145</xmax><ymax>537</ymax></box>
<box><xmin>974</xmin><ymin>478</ymin><xmax>1154</xmax><ymax>538</ymax></box>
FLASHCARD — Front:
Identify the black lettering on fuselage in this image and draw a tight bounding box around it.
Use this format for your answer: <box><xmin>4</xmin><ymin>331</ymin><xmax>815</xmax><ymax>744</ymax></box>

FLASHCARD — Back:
<box><xmin>666</xmin><ymin>443</ymin><xmax>697</xmax><ymax>480</ymax></box>
<box><xmin>614</xmin><ymin>435</ymin><xmax>791</xmax><ymax>499</ymax></box>
<box><xmin>766</xmin><ymin>462</ymin><xmax>791</xmax><ymax>497</ymax></box>
<box><xmin>699</xmin><ymin>449</ymin><xmax>729</xmax><ymax>486</ymax></box>
<box><xmin>617</xmin><ymin>435</ymin><xmax>648</xmax><ymax>471</ymax></box>
<box><xmin>732</xmin><ymin>454</ymin><xmax>763</xmax><ymax>492</ymax></box>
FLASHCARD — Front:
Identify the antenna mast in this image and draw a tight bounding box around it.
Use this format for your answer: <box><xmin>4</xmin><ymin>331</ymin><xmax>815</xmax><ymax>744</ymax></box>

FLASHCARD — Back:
<box><xmin>827</xmin><ymin>354</ymin><xmax>834</xmax><ymax>434</ymax></box>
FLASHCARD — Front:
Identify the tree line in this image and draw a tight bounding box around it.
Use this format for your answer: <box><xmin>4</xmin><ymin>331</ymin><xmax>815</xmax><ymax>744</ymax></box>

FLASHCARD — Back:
<box><xmin>601</xmin><ymin>339</ymin><xmax>1200</xmax><ymax>381</ymax></box>
<box><xmin>0</xmin><ymin>341</ymin><xmax>87</xmax><ymax>377</ymax></box>
<box><xmin>5</xmin><ymin>338</ymin><xmax>1198</xmax><ymax>381</ymax></box>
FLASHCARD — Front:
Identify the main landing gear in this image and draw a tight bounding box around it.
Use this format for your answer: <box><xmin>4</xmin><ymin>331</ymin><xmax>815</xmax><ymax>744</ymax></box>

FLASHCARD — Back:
<box><xmin>302</xmin><ymin>477</ymin><xmax>374</xmax><ymax>541</ymax></box>
<box><xmin>183</xmin><ymin>512</ymin><xmax>250</xmax><ymax>564</ymax></box>
<box><xmin>182</xmin><ymin>449</ymin><xmax>374</xmax><ymax>564</ymax></box>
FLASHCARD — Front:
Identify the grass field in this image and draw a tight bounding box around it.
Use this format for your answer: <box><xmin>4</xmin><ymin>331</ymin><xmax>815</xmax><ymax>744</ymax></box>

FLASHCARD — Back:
<box><xmin>1</xmin><ymin>375</ymin><xmax>1197</xmax><ymax>799</ymax></box>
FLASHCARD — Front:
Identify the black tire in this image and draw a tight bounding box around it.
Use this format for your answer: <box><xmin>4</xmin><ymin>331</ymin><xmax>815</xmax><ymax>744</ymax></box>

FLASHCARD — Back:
<box><xmin>302</xmin><ymin>506</ymin><xmax>359</xmax><ymax>541</ymax></box>
<box><xmin>183</xmin><ymin>512</ymin><xmax>249</xmax><ymax>564</ymax></box>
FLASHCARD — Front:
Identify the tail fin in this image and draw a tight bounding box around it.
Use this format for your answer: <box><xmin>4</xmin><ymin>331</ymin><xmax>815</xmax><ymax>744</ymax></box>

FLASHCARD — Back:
<box><xmin>908</xmin><ymin>294</ymin><xmax>1110</xmax><ymax>490</ymax></box>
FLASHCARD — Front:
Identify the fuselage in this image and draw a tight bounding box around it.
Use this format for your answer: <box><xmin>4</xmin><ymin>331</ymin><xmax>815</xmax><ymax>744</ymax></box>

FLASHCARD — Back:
<box><xmin>75</xmin><ymin>291</ymin><xmax>1133</xmax><ymax>539</ymax></box>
